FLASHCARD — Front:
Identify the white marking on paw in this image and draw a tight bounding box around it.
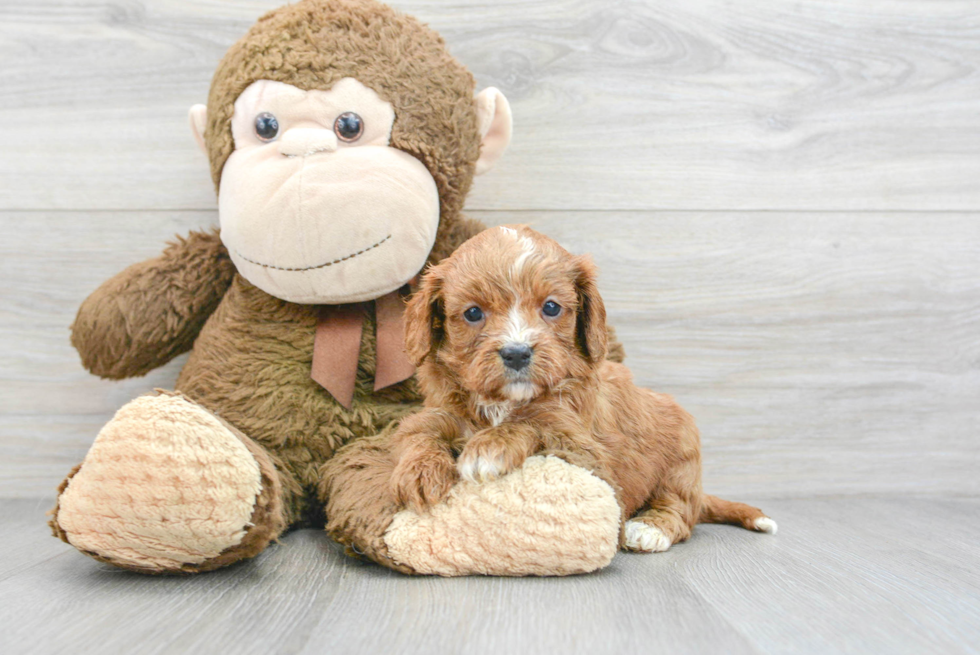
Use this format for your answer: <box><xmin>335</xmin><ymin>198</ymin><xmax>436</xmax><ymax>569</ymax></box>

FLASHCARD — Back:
<box><xmin>624</xmin><ymin>520</ymin><xmax>672</xmax><ymax>552</ymax></box>
<box><xmin>754</xmin><ymin>517</ymin><xmax>778</xmax><ymax>534</ymax></box>
<box><xmin>458</xmin><ymin>455</ymin><xmax>503</xmax><ymax>483</ymax></box>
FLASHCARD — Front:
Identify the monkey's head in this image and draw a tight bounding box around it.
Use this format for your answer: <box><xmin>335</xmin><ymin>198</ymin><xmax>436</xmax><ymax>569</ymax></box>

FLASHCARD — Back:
<box><xmin>189</xmin><ymin>0</ymin><xmax>511</xmax><ymax>304</ymax></box>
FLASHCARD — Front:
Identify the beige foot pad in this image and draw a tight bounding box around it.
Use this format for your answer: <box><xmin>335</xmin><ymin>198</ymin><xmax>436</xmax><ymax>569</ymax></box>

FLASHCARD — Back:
<box><xmin>55</xmin><ymin>393</ymin><xmax>263</xmax><ymax>572</ymax></box>
<box><xmin>383</xmin><ymin>455</ymin><xmax>620</xmax><ymax>576</ymax></box>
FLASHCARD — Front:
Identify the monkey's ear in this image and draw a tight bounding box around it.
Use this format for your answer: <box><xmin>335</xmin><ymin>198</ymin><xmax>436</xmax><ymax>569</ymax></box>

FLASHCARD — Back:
<box><xmin>474</xmin><ymin>88</ymin><xmax>512</xmax><ymax>175</ymax></box>
<box><xmin>188</xmin><ymin>104</ymin><xmax>208</xmax><ymax>156</ymax></box>
<box><xmin>404</xmin><ymin>267</ymin><xmax>446</xmax><ymax>366</ymax></box>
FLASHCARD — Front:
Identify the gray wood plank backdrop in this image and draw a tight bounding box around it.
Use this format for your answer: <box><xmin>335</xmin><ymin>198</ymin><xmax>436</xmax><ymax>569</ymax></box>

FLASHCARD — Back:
<box><xmin>1</xmin><ymin>0</ymin><xmax>978</xmax><ymax>498</ymax></box>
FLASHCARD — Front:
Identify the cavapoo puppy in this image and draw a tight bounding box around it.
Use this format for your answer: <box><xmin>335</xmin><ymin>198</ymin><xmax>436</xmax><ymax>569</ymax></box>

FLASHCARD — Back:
<box><xmin>390</xmin><ymin>225</ymin><xmax>776</xmax><ymax>552</ymax></box>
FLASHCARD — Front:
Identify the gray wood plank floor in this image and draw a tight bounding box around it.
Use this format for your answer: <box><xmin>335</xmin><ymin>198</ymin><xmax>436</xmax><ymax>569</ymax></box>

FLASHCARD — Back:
<box><xmin>1</xmin><ymin>497</ymin><xmax>978</xmax><ymax>655</ymax></box>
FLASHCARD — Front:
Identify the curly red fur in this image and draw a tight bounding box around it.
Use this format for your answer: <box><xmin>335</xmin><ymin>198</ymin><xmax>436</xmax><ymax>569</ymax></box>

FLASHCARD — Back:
<box><xmin>391</xmin><ymin>225</ymin><xmax>774</xmax><ymax>549</ymax></box>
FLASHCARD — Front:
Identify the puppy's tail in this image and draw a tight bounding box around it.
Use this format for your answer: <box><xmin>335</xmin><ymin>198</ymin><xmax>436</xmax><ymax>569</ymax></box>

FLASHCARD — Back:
<box><xmin>699</xmin><ymin>494</ymin><xmax>777</xmax><ymax>534</ymax></box>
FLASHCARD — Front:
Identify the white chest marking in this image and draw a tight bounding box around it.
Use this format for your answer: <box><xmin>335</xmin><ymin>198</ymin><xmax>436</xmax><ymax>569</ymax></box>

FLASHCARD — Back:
<box><xmin>477</xmin><ymin>401</ymin><xmax>512</xmax><ymax>427</ymax></box>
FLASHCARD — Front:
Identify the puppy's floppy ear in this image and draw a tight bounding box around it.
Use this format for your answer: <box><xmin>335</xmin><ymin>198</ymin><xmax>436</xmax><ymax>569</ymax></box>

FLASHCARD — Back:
<box><xmin>405</xmin><ymin>265</ymin><xmax>446</xmax><ymax>366</ymax></box>
<box><xmin>573</xmin><ymin>255</ymin><xmax>608</xmax><ymax>363</ymax></box>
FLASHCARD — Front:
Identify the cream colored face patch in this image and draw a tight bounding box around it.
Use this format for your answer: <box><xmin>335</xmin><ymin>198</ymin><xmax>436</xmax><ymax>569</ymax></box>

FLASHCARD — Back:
<box><xmin>219</xmin><ymin>79</ymin><xmax>440</xmax><ymax>304</ymax></box>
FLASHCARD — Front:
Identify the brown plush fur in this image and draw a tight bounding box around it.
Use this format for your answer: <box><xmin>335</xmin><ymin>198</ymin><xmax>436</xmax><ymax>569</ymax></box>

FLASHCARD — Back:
<box><xmin>54</xmin><ymin>0</ymin><xmax>627</xmax><ymax>574</ymax></box>
<box><xmin>318</xmin><ymin>427</ymin><xmax>417</xmax><ymax>573</ymax></box>
<box><xmin>204</xmin><ymin>0</ymin><xmax>481</xmax><ymax>260</ymax></box>
<box><xmin>388</xmin><ymin>225</ymin><xmax>773</xmax><ymax>548</ymax></box>
<box><xmin>70</xmin><ymin>229</ymin><xmax>236</xmax><ymax>379</ymax></box>
<box><xmin>53</xmin><ymin>0</ymin><xmax>486</xmax><ymax>571</ymax></box>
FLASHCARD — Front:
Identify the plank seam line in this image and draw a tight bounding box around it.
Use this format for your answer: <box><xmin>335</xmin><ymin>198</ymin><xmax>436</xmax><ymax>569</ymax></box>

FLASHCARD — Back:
<box><xmin>2</xmin><ymin>209</ymin><xmax>979</xmax><ymax>215</ymax></box>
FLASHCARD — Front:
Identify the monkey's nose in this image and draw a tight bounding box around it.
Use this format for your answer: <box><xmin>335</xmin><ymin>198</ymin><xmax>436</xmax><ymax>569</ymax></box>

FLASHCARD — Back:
<box><xmin>499</xmin><ymin>343</ymin><xmax>532</xmax><ymax>371</ymax></box>
<box><xmin>278</xmin><ymin>128</ymin><xmax>338</xmax><ymax>157</ymax></box>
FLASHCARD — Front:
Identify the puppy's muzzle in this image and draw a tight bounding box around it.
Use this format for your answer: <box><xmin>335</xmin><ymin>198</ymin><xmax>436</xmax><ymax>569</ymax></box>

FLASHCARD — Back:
<box><xmin>499</xmin><ymin>343</ymin><xmax>532</xmax><ymax>371</ymax></box>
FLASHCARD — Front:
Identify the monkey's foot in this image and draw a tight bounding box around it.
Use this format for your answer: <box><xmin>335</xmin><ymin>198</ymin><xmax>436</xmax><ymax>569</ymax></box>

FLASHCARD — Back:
<box><xmin>383</xmin><ymin>455</ymin><xmax>621</xmax><ymax>576</ymax></box>
<box><xmin>51</xmin><ymin>392</ymin><xmax>285</xmax><ymax>573</ymax></box>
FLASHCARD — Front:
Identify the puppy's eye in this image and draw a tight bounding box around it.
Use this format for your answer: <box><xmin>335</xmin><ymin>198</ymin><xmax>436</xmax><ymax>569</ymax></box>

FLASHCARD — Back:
<box><xmin>463</xmin><ymin>306</ymin><xmax>484</xmax><ymax>323</ymax></box>
<box><xmin>334</xmin><ymin>112</ymin><xmax>364</xmax><ymax>142</ymax></box>
<box><xmin>254</xmin><ymin>112</ymin><xmax>279</xmax><ymax>141</ymax></box>
<box><xmin>542</xmin><ymin>300</ymin><xmax>562</xmax><ymax>317</ymax></box>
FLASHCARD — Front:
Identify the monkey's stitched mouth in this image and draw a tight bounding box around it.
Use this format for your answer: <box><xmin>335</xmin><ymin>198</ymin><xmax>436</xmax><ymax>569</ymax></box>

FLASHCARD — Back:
<box><xmin>234</xmin><ymin>234</ymin><xmax>391</xmax><ymax>272</ymax></box>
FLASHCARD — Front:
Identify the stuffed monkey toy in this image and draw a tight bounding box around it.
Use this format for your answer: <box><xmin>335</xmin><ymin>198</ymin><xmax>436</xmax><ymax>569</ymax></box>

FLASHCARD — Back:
<box><xmin>48</xmin><ymin>0</ymin><xmax>625</xmax><ymax>576</ymax></box>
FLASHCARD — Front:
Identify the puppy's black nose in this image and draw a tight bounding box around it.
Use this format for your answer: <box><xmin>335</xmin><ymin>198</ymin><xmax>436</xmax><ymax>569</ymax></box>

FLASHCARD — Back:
<box><xmin>500</xmin><ymin>343</ymin><xmax>532</xmax><ymax>371</ymax></box>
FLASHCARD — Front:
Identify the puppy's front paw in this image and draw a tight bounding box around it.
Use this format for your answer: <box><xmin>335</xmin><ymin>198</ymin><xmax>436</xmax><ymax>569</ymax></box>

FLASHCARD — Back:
<box><xmin>457</xmin><ymin>452</ymin><xmax>505</xmax><ymax>483</ymax></box>
<box><xmin>457</xmin><ymin>439</ymin><xmax>522</xmax><ymax>484</ymax></box>
<box><xmin>391</xmin><ymin>452</ymin><xmax>459</xmax><ymax>513</ymax></box>
<box><xmin>623</xmin><ymin>520</ymin><xmax>672</xmax><ymax>553</ymax></box>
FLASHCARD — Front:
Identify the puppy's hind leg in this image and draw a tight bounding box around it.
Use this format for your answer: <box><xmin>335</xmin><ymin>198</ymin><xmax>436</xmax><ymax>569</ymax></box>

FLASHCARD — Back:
<box><xmin>622</xmin><ymin>494</ymin><xmax>698</xmax><ymax>553</ymax></box>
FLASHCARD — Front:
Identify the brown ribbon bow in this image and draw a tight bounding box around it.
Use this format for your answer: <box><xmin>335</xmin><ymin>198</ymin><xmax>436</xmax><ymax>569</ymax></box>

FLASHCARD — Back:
<box><xmin>310</xmin><ymin>289</ymin><xmax>416</xmax><ymax>409</ymax></box>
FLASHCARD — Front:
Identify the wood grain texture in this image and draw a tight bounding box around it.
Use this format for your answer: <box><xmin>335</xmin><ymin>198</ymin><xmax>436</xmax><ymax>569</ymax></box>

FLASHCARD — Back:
<box><xmin>1</xmin><ymin>0</ymin><xmax>979</xmax><ymax>211</ymax></box>
<box><xmin>1</xmin><ymin>210</ymin><xmax>977</xmax><ymax>498</ymax></box>
<box><xmin>2</xmin><ymin>497</ymin><xmax>978</xmax><ymax>655</ymax></box>
<box><xmin>2</xmin><ymin>1</ymin><xmax>977</xmax><ymax>649</ymax></box>
<box><xmin>521</xmin><ymin>210</ymin><xmax>980</xmax><ymax>498</ymax></box>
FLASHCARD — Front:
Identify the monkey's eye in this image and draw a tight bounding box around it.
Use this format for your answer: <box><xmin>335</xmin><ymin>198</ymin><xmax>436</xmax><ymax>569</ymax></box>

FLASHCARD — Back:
<box><xmin>254</xmin><ymin>112</ymin><xmax>280</xmax><ymax>141</ymax></box>
<box><xmin>542</xmin><ymin>300</ymin><xmax>562</xmax><ymax>317</ymax></box>
<box><xmin>463</xmin><ymin>306</ymin><xmax>484</xmax><ymax>324</ymax></box>
<box><xmin>334</xmin><ymin>112</ymin><xmax>364</xmax><ymax>142</ymax></box>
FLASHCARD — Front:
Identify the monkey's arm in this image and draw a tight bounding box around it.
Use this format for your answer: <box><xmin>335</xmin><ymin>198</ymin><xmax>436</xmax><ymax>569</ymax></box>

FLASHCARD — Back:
<box><xmin>71</xmin><ymin>228</ymin><xmax>236</xmax><ymax>379</ymax></box>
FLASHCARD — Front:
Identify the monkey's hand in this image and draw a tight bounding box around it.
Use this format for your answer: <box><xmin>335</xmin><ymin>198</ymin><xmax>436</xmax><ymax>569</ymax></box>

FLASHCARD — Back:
<box><xmin>71</xmin><ymin>228</ymin><xmax>236</xmax><ymax>379</ymax></box>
